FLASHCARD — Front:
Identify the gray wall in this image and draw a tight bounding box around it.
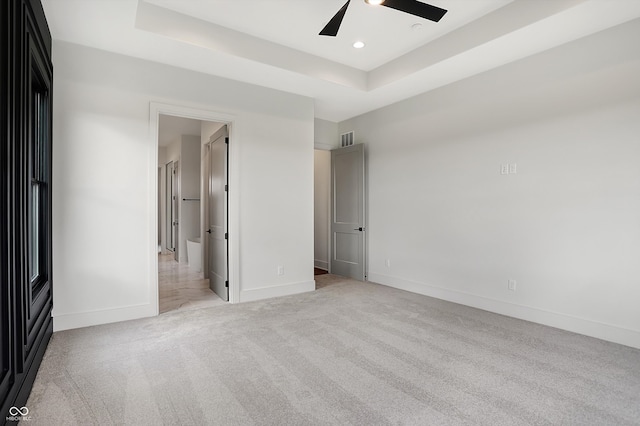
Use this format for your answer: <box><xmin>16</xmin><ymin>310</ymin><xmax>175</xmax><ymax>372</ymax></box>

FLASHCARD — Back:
<box><xmin>339</xmin><ymin>20</ymin><xmax>640</xmax><ymax>348</ymax></box>
<box><xmin>314</xmin><ymin>118</ymin><xmax>338</xmax><ymax>150</ymax></box>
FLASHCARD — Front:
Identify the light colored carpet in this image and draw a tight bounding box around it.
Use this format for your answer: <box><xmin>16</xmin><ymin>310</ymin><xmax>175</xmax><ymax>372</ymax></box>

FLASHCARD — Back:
<box><xmin>27</xmin><ymin>275</ymin><xmax>640</xmax><ymax>425</ymax></box>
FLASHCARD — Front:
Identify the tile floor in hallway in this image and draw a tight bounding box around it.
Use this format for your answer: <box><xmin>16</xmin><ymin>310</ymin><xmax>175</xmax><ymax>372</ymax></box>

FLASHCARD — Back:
<box><xmin>158</xmin><ymin>253</ymin><xmax>226</xmax><ymax>314</ymax></box>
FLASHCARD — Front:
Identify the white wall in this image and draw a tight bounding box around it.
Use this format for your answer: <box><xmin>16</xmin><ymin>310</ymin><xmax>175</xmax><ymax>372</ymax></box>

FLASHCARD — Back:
<box><xmin>165</xmin><ymin>136</ymin><xmax>180</xmax><ymax>164</ymax></box>
<box><xmin>157</xmin><ymin>148</ymin><xmax>166</xmax><ymax>168</ymax></box>
<box><xmin>314</xmin><ymin>118</ymin><xmax>338</xmax><ymax>150</ymax></box>
<box><xmin>339</xmin><ymin>20</ymin><xmax>640</xmax><ymax>348</ymax></box>
<box><xmin>52</xmin><ymin>41</ymin><xmax>314</xmax><ymax>330</ymax></box>
<box><xmin>314</xmin><ymin>150</ymin><xmax>330</xmax><ymax>270</ymax></box>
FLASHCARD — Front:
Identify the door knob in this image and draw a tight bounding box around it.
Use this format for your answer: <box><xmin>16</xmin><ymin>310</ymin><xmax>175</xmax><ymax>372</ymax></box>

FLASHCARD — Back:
<box><xmin>354</xmin><ymin>227</ymin><xmax>364</xmax><ymax>231</ymax></box>
<box><xmin>206</xmin><ymin>229</ymin><xmax>212</xmax><ymax>234</ymax></box>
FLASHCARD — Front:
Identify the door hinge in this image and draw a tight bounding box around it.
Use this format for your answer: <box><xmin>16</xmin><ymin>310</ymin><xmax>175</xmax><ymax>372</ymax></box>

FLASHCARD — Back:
<box><xmin>224</xmin><ymin>184</ymin><xmax>228</xmax><ymax>192</ymax></box>
<box><xmin>225</xmin><ymin>281</ymin><xmax>229</xmax><ymax>288</ymax></box>
<box><xmin>225</xmin><ymin>137</ymin><xmax>229</xmax><ymax>144</ymax></box>
<box><xmin>224</xmin><ymin>232</ymin><xmax>228</xmax><ymax>240</ymax></box>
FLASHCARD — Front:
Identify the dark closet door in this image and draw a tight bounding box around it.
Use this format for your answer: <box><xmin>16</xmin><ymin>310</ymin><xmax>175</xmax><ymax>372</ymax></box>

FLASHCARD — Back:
<box><xmin>1</xmin><ymin>0</ymin><xmax>53</xmax><ymax>421</ymax></box>
<box><xmin>18</xmin><ymin>0</ymin><xmax>53</xmax><ymax>373</ymax></box>
<box><xmin>1</xmin><ymin>0</ymin><xmax>16</xmax><ymax>411</ymax></box>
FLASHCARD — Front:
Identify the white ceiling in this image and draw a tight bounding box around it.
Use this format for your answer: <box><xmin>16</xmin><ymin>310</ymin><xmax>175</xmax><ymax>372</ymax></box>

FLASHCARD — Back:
<box><xmin>42</xmin><ymin>0</ymin><xmax>640</xmax><ymax>122</ymax></box>
<box><xmin>144</xmin><ymin>0</ymin><xmax>512</xmax><ymax>71</ymax></box>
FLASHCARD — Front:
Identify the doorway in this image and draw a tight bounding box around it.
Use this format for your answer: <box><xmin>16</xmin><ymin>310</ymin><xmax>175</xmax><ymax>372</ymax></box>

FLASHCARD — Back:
<box><xmin>151</xmin><ymin>103</ymin><xmax>236</xmax><ymax>314</ymax></box>
<box><xmin>314</xmin><ymin>143</ymin><xmax>366</xmax><ymax>283</ymax></box>
<box><xmin>314</xmin><ymin>149</ymin><xmax>331</xmax><ymax>275</ymax></box>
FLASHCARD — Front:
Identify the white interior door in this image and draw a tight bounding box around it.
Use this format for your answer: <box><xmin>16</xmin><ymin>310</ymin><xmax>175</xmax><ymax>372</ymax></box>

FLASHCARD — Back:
<box><xmin>331</xmin><ymin>143</ymin><xmax>365</xmax><ymax>280</ymax></box>
<box><xmin>207</xmin><ymin>126</ymin><xmax>228</xmax><ymax>301</ymax></box>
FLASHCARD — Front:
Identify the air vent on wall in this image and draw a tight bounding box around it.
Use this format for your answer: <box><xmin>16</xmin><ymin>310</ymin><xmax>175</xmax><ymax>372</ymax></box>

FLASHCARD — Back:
<box><xmin>341</xmin><ymin>131</ymin><xmax>354</xmax><ymax>147</ymax></box>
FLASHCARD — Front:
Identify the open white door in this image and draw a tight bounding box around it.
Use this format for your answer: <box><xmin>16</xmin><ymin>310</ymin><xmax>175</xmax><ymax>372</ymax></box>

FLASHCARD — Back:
<box><xmin>331</xmin><ymin>143</ymin><xmax>365</xmax><ymax>280</ymax></box>
<box><xmin>207</xmin><ymin>126</ymin><xmax>229</xmax><ymax>301</ymax></box>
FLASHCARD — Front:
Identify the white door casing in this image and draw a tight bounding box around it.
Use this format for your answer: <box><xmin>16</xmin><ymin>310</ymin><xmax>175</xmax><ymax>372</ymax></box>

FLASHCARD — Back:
<box><xmin>150</xmin><ymin>101</ymin><xmax>238</xmax><ymax>316</ymax></box>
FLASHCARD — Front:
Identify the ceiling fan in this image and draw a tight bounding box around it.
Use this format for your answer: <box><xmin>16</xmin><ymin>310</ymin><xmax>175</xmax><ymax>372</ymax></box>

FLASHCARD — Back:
<box><xmin>320</xmin><ymin>0</ymin><xmax>448</xmax><ymax>37</ymax></box>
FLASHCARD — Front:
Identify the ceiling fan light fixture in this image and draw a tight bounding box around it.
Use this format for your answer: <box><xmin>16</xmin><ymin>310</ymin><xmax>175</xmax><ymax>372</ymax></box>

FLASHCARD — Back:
<box><xmin>321</xmin><ymin>0</ymin><xmax>446</xmax><ymax>37</ymax></box>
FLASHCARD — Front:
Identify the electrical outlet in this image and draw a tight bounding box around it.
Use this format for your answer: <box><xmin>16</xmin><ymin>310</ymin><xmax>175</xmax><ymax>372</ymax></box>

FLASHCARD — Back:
<box><xmin>277</xmin><ymin>266</ymin><xmax>284</xmax><ymax>276</ymax></box>
<box><xmin>500</xmin><ymin>164</ymin><xmax>509</xmax><ymax>175</ymax></box>
<box><xmin>509</xmin><ymin>163</ymin><xmax>517</xmax><ymax>174</ymax></box>
<box><xmin>385</xmin><ymin>259</ymin><xmax>391</xmax><ymax>268</ymax></box>
<box><xmin>508</xmin><ymin>279</ymin><xmax>517</xmax><ymax>291</ymax></box>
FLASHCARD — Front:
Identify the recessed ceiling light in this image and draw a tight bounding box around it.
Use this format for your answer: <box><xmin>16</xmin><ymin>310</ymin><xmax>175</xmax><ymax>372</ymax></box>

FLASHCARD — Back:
<box><xmin>365</xmin><ymin>0</ymin><xmax>385</xmax><ymax>5</ymax></box>
<box><xmin>353</xmin><ymin>41</ymin><xmax>365</xmax><ymax>49</ymax></box>
<box><xmin>411</xmin><ymin>23</ymin><xmax>423</xmax><ymax>31</ymax></box>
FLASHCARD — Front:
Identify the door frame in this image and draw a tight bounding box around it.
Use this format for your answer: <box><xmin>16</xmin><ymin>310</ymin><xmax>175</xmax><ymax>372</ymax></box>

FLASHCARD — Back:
<box><xmin>313</xmin><ymin>147</ymin><xmax>333</xmax><ymax>273</ymax></box>
<box><xmin>149</xmin><ymin>102</ymin><xmax>240</xmax><ymax>315</ymax></box>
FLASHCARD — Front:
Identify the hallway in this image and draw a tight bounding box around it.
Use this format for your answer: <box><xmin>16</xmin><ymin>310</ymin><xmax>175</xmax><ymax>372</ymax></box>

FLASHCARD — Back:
<box><xmin>158</xmin><ymin>253</ymin><xmax>225</xmax><ymax>314</ymax></box>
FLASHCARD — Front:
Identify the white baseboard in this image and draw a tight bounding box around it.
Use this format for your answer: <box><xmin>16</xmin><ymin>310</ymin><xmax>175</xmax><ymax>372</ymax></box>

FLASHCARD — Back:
<box><xmin>368</xmin><ymin>272</ymin><xmax>640</xmax><ymax>350</ymax></box>
<box><xmin>53</xmin><ymin>303</ymin><xmax>156</xmax><ymax>332</ymax></box>
<box><xmin>314</xmin><ymin>260</ymin><xmax>328</xmax><ymax>270</ymax></box>
<box><xmin>240</xmin><ymin>280</ymin><xmax>315</xmax><ymax>303</ymax></box>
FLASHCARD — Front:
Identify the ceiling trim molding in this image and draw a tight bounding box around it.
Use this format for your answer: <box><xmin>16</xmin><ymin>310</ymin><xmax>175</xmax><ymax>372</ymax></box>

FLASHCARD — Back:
<box><xmin>368</xmin><ymin>0</ymin><xmax>590</xmax><ymax>89</ymax></box>
<box><xmin>135</xmin><ymin>1</ymin><xmax>368</xmax><ymax>90</ymax></box>
<box><xmin>43</xmin><ymin>0</ymin><xmax>640</xmax><ymax>122</ymax></box>
<box><xmin>136</xmin><ymin>0</ymin><xmax>639</xmax><ymax>95</ymax></box>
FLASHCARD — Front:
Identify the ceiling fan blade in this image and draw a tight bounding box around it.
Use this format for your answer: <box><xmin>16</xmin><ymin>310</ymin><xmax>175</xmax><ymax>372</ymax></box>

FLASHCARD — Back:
<box><xmin>380</xmin><ymin>0</ymin><xmax>447</xmax><ymax>22</ymax></box>
<box><xmin>320</xmin><ymin>0</ymin><xmax>351</xmax><ymax>36</ymax></box>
